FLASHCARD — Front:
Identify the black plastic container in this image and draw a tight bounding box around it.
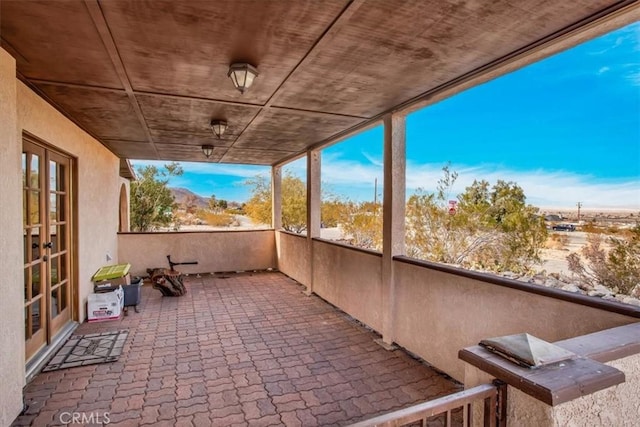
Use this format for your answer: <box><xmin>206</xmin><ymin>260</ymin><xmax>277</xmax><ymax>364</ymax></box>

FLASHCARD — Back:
<box><xmin>123</xmin><ymin>278</ymin><xmax>142</xmax><ymax>311</ymax></box>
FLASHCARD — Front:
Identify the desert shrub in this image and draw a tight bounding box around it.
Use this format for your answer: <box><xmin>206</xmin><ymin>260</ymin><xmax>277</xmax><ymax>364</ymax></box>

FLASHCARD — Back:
<box><xmin>567</xmin><ymin>223</ymin><xmax>640</xmax><ymax>295</ymax></box>
<box><xmin>581</xmin><ymin>221</ymin><xmax>606</xmax><ymax>234</ymax></box>
<box><xmin>406</xmin><ymin>166</ymin><xmax>547</xmax><ymax>273</ymax></box>
<box><xmin>202</xmin><ymin>212</ymin><xmax>235</xmax><ymax>227</ymax></box>
<box><xmin>606</xmin><ymin>225</ymin><xmax>621</xmax><ymax>235</ymax></box>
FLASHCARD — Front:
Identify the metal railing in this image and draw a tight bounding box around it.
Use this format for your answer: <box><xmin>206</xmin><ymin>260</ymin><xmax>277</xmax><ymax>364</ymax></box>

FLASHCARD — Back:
<box><xmin>348</xmin><ymin>381</ymin><xmax>506</xmax><ymax>427</ymax></box>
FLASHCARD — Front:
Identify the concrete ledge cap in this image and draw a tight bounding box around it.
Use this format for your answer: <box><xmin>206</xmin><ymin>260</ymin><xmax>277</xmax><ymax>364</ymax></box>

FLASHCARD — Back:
<box><xmin>459</xmin><ymin>345</ymin><xmax>624</xmax><ymax>406</ymax></box>
<box><xmin>555</xmin><ymin>322</ymin><xmax>640</xmax><ymax>363</ymax></box>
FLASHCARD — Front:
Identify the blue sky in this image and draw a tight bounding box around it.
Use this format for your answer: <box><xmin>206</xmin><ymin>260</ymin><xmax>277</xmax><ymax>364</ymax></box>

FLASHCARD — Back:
<box><xmin>133</xmin><ymin>22</ymin><xmax>640</xmax><ymax>209</ymax></box>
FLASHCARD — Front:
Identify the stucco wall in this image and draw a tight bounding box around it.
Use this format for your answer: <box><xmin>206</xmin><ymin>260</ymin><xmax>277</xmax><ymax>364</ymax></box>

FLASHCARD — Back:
<box><xmin>118</xmin><ymin>231</ymin><xmax>276</xmax><ymax>277</ymax></box>
<box><xmin>275</xmin><ymin>231</ymin><xmax>309</xmax><ymax>285</ymax></box>
<box><xmin>312</xmin><ymin>240</ymin><xmax>383</xmax><ymax>332</ymax></box>
<box><xmin>552</xmin><ymin>353</ymin><xmax>640</xmax><ymax>426</ymax></box>
<box><xmin>501</xmin><ymin>353</ymin><xmax>640</xmax><ymax>427</ymax></box>
<box><xmin>118</xmin><ymin>178</ymin><xmax>131</xmax><ymax>232</ymax></box>
<box><xmin>0</xmin><ymin>47</ymin><xmax>27</xmax><ymax>427</ymax></box>
<box><xmin>17</xmin><ymin>83</ymin><xmax>121</xmax><ymax>322</ymax></box>
<box><xmin>393</xmin><ymin>260</ymin><xmax>636</xmax><ymax>382</ymax></box>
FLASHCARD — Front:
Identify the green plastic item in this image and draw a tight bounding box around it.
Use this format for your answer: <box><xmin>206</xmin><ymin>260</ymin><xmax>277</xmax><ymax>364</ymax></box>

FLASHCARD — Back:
<box><xmin>92</xmin><ymin>263</ymin><xmax>131</xmax><ymax>281</ymax></box>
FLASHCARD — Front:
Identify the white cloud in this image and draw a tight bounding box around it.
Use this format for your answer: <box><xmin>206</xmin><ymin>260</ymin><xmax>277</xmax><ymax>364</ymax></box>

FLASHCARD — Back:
<box><xmin>361</xmin><ymin>151</ymin><xmax>384</xmax><ymax>167</ymax></box>
<box><xmin>598</xmin><ymin>66</ymin><xmax>610</xmax><ymax>74</ymax></box>
<box><xmin>588</xmin><ymin>23</ymin><xmax>638</xmax><ymax>55</ymax></box>
<box><xmin>316</xmin><ymin>157</ymin><xmax>639</xmax><ymax>209</ymax></box>
<box><xmin>626</xmin><ymin>70</ymin><xmax>640</xmax><ymax>86</ymax></box>
<box><xmin>130</xmin><ymin>159</ymin><xmax>269</xmax><ymax>178</ymax></box>
<box><xmin>131</xmin><ymin>158</ymin><xmax>639</xmax><ymax>208</ymax></box>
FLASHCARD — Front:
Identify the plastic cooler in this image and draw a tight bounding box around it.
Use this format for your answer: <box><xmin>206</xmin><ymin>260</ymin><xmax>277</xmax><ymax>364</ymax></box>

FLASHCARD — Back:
<box><xmin>123</xmin><ymin>277</ymin><xmax>143</xmax><ymax>312</ymax></box>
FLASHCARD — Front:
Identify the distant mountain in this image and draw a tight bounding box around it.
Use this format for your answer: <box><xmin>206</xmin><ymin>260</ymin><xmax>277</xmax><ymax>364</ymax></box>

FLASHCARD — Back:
<box><xmin>170</xmin><ymin>187</ymin><xmax>209</xmax><ymax>209</ymax></box>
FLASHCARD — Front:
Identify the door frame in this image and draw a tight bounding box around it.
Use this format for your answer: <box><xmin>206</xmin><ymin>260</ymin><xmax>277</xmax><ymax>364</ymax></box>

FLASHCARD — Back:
<box><xmin>23</xmin><ymin>132</ymin><xmax>79</xmax><ymax>361</ymax></box>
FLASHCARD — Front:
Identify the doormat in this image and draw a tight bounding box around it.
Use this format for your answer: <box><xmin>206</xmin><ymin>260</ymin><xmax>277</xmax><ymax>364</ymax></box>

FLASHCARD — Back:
<box><xmin>42</xmin><ymin>330</ymin><xmax>128</xmax><ymax>372</ymax></box>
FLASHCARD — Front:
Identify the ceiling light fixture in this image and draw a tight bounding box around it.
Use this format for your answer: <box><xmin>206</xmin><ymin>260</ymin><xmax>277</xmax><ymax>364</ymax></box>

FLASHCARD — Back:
<box><xmin>201</xmin><ymin>145</ymin><xmax>214</xmax><ymax>159</ymax></box>
<box><xmin>210</xmin><ymin>120</ymin><xmax>227</xmax><ymax>139</ymax></box>
<box><xmin>228</xmin><ymin>63</ymin><xmax>259</xmax><ymax>94</ymax></box>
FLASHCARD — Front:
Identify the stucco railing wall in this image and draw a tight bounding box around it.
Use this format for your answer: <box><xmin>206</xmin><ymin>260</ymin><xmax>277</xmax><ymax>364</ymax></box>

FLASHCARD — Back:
<box><xmin>118</xmin><ymin>230</ymin><xmax>276</xmax><ymax>277</ymax></box>
<box><xmin>276</xmin><ymin>234</ymin><xmax>639</xmax><ymax>384</ymax></box>
<box><xmin>275</xmin><ymin>231</ymin><xmax>310</xmax><ymax>285</ymax></box>
<box><xmin>312</xmin><ymin>239</ymin><xmax>383</xmax><ymax>332</ymax></box>
<box><xmin>393</xmin><ymin>258</ymin><xmax>638</xmax><ymax>382</ymax></box>
<box><xmin>549</xmin><ymin>352</ymin><xmax>640</xmax><ymax>426</ymax></box>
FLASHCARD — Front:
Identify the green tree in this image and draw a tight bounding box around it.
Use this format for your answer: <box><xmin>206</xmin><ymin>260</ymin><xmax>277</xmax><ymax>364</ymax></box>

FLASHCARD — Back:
<box><xmin>244</xmin><ymin>173</ymin><xmax>353</xmax><ymax>234</ymax></box>
<box><xmin>243</xmin><ymin>174</ymin><xmax>272</xmax><ymax>226</ymax></box>
<box><xmin>340</xmin><ymin>201</ymin><xmax>383</xmax><ymax>250</ymax></box>
<box><xmin>406</xmin><ymin>166</ymin><xmax>547</xmax><ymax>273</ymax></box>
<box><xmin>130</xmin><ymin>163</ymin><xmax>183</xmax><ymax>231</ymax></box>
<box><xmin>244</xmin><ymin>172</ymin><xmax>308</xmax><ymax>232</ymax></box>
<box><xmin>281</xmin><ymin>174</ymin><xmax>307</xmax><ymax>233</ymax></box>
<box><xmin>209</xmin><ymin>194</ymin><xmax>228</xmax><ymax>212</ymax></box>
<box><xmin>321</xmin><ymin>199</ymin><xmax>349</xmax><ymax>228</ymax></box>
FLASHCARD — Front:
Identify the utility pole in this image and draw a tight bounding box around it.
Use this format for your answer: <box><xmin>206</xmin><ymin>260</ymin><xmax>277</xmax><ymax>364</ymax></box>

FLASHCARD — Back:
<box><xmin>577</xmin><ymin>202</ymin><xmax>582</xmax><ymax>222</ymax></box>
<box><xmin>374</xmin><ymin>177</ymin><xmax>378</xmax><ymax>205</ymax></box>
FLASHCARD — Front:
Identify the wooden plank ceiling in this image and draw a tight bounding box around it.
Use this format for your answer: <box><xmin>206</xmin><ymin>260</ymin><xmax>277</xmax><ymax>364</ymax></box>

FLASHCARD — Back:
<box><xmin>0</xmin><ymin>0</ymin><xmax>635</xmax><ymax>165</ymax></box>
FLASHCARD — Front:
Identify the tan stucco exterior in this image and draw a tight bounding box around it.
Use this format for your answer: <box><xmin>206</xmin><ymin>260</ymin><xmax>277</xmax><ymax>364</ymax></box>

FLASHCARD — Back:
<box><xmin>17</xmin><ymin>82</ymin><xmax>122</xmax><ymax>322</ymax></box>
<box><xmin>312</xmin><ymin>240</ymin><xmax>383</xmax><ymax>332</ymax></box>
<box><xmin>1</xmin><ymin>46</ymin><xmax>123</xmax><ymax>424</ymax></box>
<box><xmin>552</xmin><ymin>353</ymin><xmax>640</xmax><ymax>426</ymax></box>
<box><xmin>277</xmin><ymin>237</ymin><xmax>637</xmax><ymax>383</ymax></box>
<box><xmin>118</xmin><ymin>230</ymin><xmax>276</xmax><ymax>277</ymax></box>
<box><xmin>0</xmin><ymin>47</ymin><xmax>27</xmax><ymax>427</ymax></box>
<box><xmin>118</xmin><ymin>178</ymin><xmax>131</xmax><ymax>232</ymax></box>
<box><xmin>275</xmin><ymin>232</ymin><xmax>310</xmax><ymax>286</ymax></box>
<box><xmin>495</xmin><ymin>353</ymin><xmax>640</xmax><ymax>427</ymax></box>
<box><xmin>393</xmin><ymin>261</ymin><xmax>635</xmax><ymax>381</ymax></box>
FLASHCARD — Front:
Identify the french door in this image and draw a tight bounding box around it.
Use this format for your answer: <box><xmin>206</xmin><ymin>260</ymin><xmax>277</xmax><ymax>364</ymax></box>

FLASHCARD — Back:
<box><xmin>23</xmin><ymin>138</ymin><xmax>74</xmax><ymax>361</ymax></box>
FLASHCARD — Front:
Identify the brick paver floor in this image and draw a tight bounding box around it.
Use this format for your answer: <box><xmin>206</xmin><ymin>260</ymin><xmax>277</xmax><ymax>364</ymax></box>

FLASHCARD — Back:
<box><xmin>13</xmin><ymin>271</ymin><xmax>461</xmax><ymax>427</ymax></box>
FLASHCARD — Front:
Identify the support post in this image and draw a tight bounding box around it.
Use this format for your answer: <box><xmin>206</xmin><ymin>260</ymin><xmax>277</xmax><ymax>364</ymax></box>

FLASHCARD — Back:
<box><xmin>271</xmin><ymin>166</ymin><xmax>282</xmax><ymax>230</ymax></box>
<box><xmin>381</xmin><ymin>113</ymin><xmax>406</xmax><ymax>345</ymax></box>
<box><xmin>306</xmin><ymin>150</ymin><xmax>321</xmax><ymax>294</ymax></box>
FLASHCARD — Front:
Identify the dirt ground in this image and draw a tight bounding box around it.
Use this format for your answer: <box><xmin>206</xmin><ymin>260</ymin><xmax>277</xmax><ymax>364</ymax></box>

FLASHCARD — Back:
<box><xmin>538</xmin><ymin>208</ymin><xmax>638</xmax><ymax>276</ymax></box>
<box><xmin>539</xmin><ymin>231</ymin><xmax>591</xmax><ymax>276</ymax></box>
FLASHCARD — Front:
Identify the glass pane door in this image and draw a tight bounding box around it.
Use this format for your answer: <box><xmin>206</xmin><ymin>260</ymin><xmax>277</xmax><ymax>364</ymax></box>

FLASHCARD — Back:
<box><xmin>48</xmin><ymin>152</ymin><xmax>71</xmax><ymax>334</ymax></box>
<box><xmin>23</xmin><ymin>139</ymin><xmax>73</xmax><ymax>361</ymax></box>
<box><xmin>23</xmin><ymin>142</ymin><xmax>47</xmax><ymax>359</ymax></box>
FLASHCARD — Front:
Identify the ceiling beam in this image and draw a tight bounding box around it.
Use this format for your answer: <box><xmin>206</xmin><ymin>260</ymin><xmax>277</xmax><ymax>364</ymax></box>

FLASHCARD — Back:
<box><xmin>83</xmin><ymin>0</ymin><xmax>160</xmax><ymax>158</ymax></box>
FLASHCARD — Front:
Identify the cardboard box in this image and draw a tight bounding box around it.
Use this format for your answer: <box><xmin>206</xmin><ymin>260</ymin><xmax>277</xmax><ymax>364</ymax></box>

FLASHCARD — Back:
<box><xmin>87</xmin><ymin>286</ymin><xmax>124</xmax><ymax>322</ymax></box>
<box><xmin>94</xmin><ymin>273</ymin><xmax>131</xmax><ymax>293</ymax></box>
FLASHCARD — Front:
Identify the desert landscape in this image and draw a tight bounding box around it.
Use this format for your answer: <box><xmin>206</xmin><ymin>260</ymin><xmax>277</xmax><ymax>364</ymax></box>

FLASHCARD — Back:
<box><xmin>538</xmin><ymin>207</ymin><xmax>638</xmax><ymax>276</ymax></box>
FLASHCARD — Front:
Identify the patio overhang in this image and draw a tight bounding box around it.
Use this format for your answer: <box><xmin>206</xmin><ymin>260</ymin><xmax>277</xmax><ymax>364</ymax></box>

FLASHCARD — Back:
<box><xmin>3</xmin><ymin>2</ymin><xmax>640</xmax><ymax>426</ymax></box>
<box><xmin>1</xmin><ymin>0</ymin><xmax>638</xmax><ymax>166</ymax></box>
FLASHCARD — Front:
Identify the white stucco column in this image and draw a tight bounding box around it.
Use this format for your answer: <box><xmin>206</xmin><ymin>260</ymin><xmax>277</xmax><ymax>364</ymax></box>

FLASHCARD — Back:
<box><xmin>306</xmin><ymin>149</ymin><xmax>321</xmax><ymax>294</ymax></box>
<box><xmin>271</xmin><ymin>166</ymin><xmax>282</xmax><ymax>230</ymax></box>
<box><xmin>381</xmin><ymin>113</ymin><xmax>406</xmax><ymax>345</ymax></box>
<box><xmin>0</xmin><ymin>47</ymin><xmax>27</xmax><ymax>426</ymax></box>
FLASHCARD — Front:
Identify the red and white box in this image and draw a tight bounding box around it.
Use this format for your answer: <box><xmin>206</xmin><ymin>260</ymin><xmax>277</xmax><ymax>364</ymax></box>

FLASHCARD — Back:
<box><xmin>87</xmin><ymin>286</ymin><xmax>124</xmax><ymax>322</ymax></box>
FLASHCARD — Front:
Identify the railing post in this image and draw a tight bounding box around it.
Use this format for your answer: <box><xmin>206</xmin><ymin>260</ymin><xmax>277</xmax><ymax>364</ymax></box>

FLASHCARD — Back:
<box><xmin>381</xmin><ymin>113</ymin><xmax>406</xmax><ymax>345</ymax></box>
<box><xmin>306</xmin><ymin>149</ymin><xmax>321</xmax><ymax>294</ymax></box>
<box><xmin>272</xmin><ymin>165</ymin><xmax>282</xmax><ymax>230</ymax></box>
<box><xmin>494</xmin><ymin>380</ymin><xmax>507</xmax><ymax>427</ymax></box>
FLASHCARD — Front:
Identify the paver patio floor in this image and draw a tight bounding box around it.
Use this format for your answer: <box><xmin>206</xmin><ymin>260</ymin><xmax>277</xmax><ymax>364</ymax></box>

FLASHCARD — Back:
<box><xmin>13</xmin><ymin>271</ymin><xmax>461</xmax><ymax>427</ymax></box>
